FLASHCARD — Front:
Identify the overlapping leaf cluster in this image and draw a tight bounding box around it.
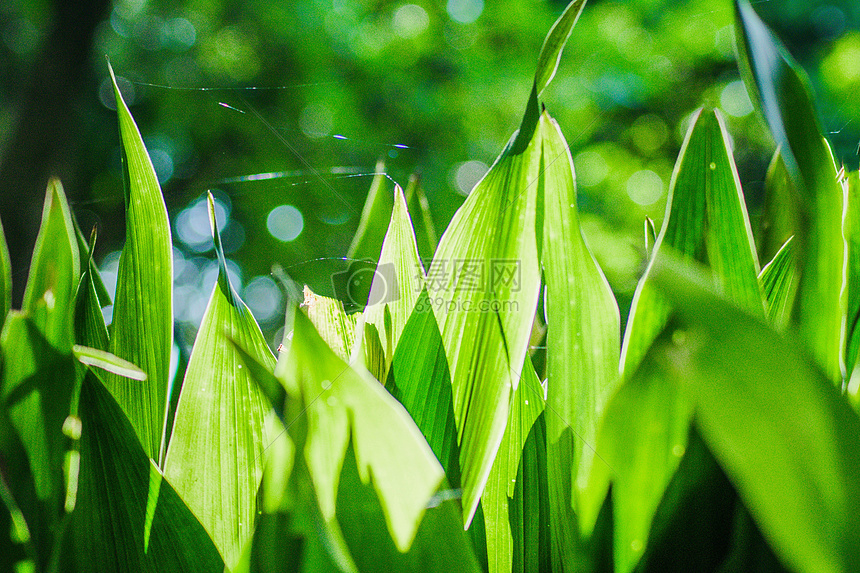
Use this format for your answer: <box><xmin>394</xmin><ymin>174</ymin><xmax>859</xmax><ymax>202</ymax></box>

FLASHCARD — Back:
<box><xmin>2</xmin><ymin>1</ymin><xmax>860</xmax><ymax>572</ymax></box>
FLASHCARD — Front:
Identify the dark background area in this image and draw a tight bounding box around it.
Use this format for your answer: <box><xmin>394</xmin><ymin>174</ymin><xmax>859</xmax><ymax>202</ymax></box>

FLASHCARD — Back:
<box><xmin>1</xmin><ymin>0</ymin><xmax>858</xmax><ymax>351</ymax></box>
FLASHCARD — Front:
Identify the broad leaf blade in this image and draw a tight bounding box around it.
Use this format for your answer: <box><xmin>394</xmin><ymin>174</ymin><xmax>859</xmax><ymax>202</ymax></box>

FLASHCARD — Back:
<box><xmin>21</xmin><ymin>177</ymin><xmax>80</xmax><ymax>352</ymax></box>
<box><xmin>280</xmin><ymin>308</ymin><xmax>445</xmax><ymax>552</ymax></box>
<box><xmin>428</xmin><ymin>124</ymin><xmax>542</xmax><ymax>524</ymax></box>
<box><xmin>621</xmin><ymin>108</ymin><xmax>763</xmax><ymax>377</ymax></box>
<box><xmin>364</xmin><ymin>183</ymin><xmax>425</xmax><ymax>366</ymax></box>
<box><xmin>651</xmin><ymin>253</ymin><xmax>860</xmax><ymax>573</ymax></box>
<box><xmin>105</xmin><ymin>63</ymin><xmax>173</xmax><ymax>460</ymax></box>
<box><xmin>538</xmin><ymin>111</ymin><xmax>620</xmax><ymax>542</ymax></box>
<box><xmin>164</xmin><ymin>192</ymin><xmax>275</xmax><ymax>569</ymax></box>
<box><xmin>534</xmin><ymin>0</ymin><xmax>587</xmax><ymax>96</ymax></box>
<box><xmin>483</xmin><ymin>356</ymin><xmax>545</xmax><ymax>573</ymax></box>
<box><xmin>387</xmin><ymin>289</ymin><xmax>460</xmax><ymax>484</ymax></box>
<box><xmin>735</xmin><ymin>0</ymin><xmax>847</xmax><ymax>384</ymax></box>
<box><xmin>72</xmin><ymin>375</ymin><xmax>224</xmax><ymax>572</ymax></box>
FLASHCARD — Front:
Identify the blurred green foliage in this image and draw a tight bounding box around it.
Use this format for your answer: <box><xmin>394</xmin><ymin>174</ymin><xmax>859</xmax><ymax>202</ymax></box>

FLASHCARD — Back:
<box><xmin>1</xmin><ymin>0</ymin><xmax>858</xmax><ymax>349</ymax></box>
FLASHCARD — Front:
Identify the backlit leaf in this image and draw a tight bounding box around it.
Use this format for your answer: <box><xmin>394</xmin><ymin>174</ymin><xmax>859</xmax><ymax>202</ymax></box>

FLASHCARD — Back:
<box><xmin>163</xmin><ymin>192</ymin><xmax>275</xmax><ymax>569</ymax></box>
<box><xmin>735</xmin><ymin>0</ymin><xmax>847</xmax><ymax>384</ymax></box>
<box><xmin>277</xmin><ymin>307</ymin><xmax>444</xmax><ymax>552</ymax></box>
<box><xmin>105</xmin><ymin>62</ymin><xmax>173</xmax><ymax>460</ymax></box>
<box><xmin>651</xmin><ymin>253</ymin><xmax>860</xmax><ymax>573</ymax></box>
<box><xmin>538</xmin><ymin>110</ymin><xmax>620</xmax><ymax>542</ymax></box>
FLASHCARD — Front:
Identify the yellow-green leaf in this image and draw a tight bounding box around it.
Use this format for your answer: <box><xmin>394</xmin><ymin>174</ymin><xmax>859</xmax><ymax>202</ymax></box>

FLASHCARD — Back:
<box><xmin>278</xmin><ymin>307</ymin><xmax>444</xmax><ymax>552</ymax></box>
<box><xmin>163</xmin><ymin>192</ymin><xmax>275</xmax><ymax>569</ymax></box>
<box><xmin>105</xmin><ymin>63</ymin><xmax>173</xmax><ymax>460</ymax></box>
<box><xmin>538</xmin><ymin>110</ymin><xmax>620</xmax><ymax>541</ymax></box>
<box><xmin>735</xmin><ymin>0</ymin><xmax>847</xmax><ymax>384</ymax></box>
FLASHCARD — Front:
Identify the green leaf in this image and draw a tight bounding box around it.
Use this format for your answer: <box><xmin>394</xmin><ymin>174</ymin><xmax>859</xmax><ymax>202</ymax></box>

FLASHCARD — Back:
<box><xmin>335</xmin><ymin>445</ymin><xmax>482</xmax><ymax>573</ymax></box>
<box><xmin>403</xmin><ymin>173</ymin><xmax>438</xmax><ymax>262</ymax></box>
<box><xmin>72</xmin><ymin>375</ymin><xmax>224</xmax><ymax>572</ymax></box>
<box><xmin>72</xmin><ymin>345</ymin><xmax>146</xmax><ymax>381</ymax></box>
<box><xmin>387</xmin><ymin>289</ymin><xmax>460</xmax><ymax>484</ymax></box>
<box><xmin>538</xmin><ymin>111</ymin><xmax>620</xmax><ymax>541</ymax></box>
<box><xmin>651</xmin><ymin>252</ymin><xmax>860</xmax><ymax>573</ymax></box>
<box><xmin>0</xmin><ymin>312</ymin><xmax>78</xmax><ymax>562</ymax></box>
<box><xmin>163</xmin><ymin>192</ymin><xmax>275</xmax><ymax>569</ymax></box>
<box><xmin>428</xmin><ymin>118</ymin><xmax>542</xmax><ymax>524</ymax></box>
<box><xmin>21</xmin><ymin>177</ymin><xmax>80</xmax><ymax>352</ymax></box>
<box><xmin>364</xmin><ymin>183</ymin><xmax>425</xmax><ymax>370</ymax></box>
<box><xmin>590</xmin><ymin>323</ymin><xmax>694</xmax><ymax>572</ymax></box>
<box><xmin>277</xmin><ymin>307</ymin><xmax>444</xmax><ymax>552</ymax></box>
<box><xmin>534</xmin><ymin>0</ymin><xmax>587</xmax><ymax>97</ymax></box>
<box><xmin>0</xmin><ymin>214</ymin><xmax>10</xmax><ymax>325</ymax></box>
<box><xmin>105</xmin><ymin>62</ymin><xmax>173</xmax><ymax>460</ymax></box>
<box><xmin>482</xmin><ymin>356</ymin><xmax>545</xmax><ymax>573</ymax></box>
<box><xmin>347</xmin><ymin>159</ymin><xmax>392</xmax><ymax>262</ymax></box>
<box><xmin>758</xmin><ymin>235</ymin><xmax>796</xmax><ymax>330</ymax></box>
<box><xmin>621</xmin><ymin>108</ymin><xmax>763</xmax><ymax>376</ymax></box>
<box><xmin>735</xmin><ymin>0</ymin><xmax>847</xmax><ymax>384</ymax></box>
<box><xmin>758</xmin><ymin>150</ymin><xmax>799</xmax><ymax>266</ymax></box>
<box><xmin>73</xmin><ymin>220</ymin><xmax>111</xmax><ymax>308</ymax></box>
<box><xmin>73</xmin><ymin>229</ymin><xmax>110</xmax><ymax>352</ymax></box>
<box><xmin>509</xmin><ymin>412</ymin><xmax>552</xmax><ymax>573</ymax></box>
<box><xmin>844</xmin><ymin>171</ymin><xmax>860</xmax><ymax>378</ymax></box>
<box><xmin>302</xmin><ymin>285</ymin><xmax>360</xmax><ymax>361</ymax></box>
<box><xmin>4</xmin><ymin>305</ymin><xmax>79</xmax><ymax>517</ymax></box>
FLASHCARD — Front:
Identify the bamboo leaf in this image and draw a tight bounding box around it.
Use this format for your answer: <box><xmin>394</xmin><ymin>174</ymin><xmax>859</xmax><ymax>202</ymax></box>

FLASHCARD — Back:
<box><xmin>621</xmin><ymin>108</ymin><xmax>763</xmax><ymax>377</ymax></box>
<box><xmin>163</xmin><ymin>192</ymin><xmax>275</xmax><ymax>569</ymax></box>
<box><xmin>364</xmin><ymin>183</ymin><xmax>425</xmax><ymax>370</ymax></box>
<box><xmin>428</xmin><ymin>126</ymin><xmax>542</xmax><ymax>524</ymax></box>
<box><xmin>72</xmin><ymin>345</ymin><xmax>146</xmax><ymax>381</ymax></box>
<box><xmin>759</xmin><ymin>235</ymin><xmax>796</xmax><ymax>330</ymax></box>
<box><xmin>651</xmin><ymin>252</ymin><xmax>860</xmax><ymax>573</ymax></box>
<box><xmin>0</xmin><ymin>215</ymin><xmax>10</xmax><ymax>325</ymax></box>
<box><xmin>105</xmin><ymin>62</ymin><xmax>173</xmax><ymax>460</ymax></box>
<box><xmin>534</xmin><ymin>0</ymin><xmax>587</xmax><ymax>97</ymax></box>
<box><xmin>735</xmin><ymin>0</ymin><xmax>847</xmax><ymax>384</ymax></box>
<box><xmin>483</xmin><ymin>356</ymin><xmax>545</xmax><ymax>573</ymax></box>
<box><xmin>538</xmin><ymin>111</ymin><xmax>620</xmax><ymax>544</ymax></box>
<box><xmin>604</xmin><ymin>108</ymin><xmax>762</xmax><ymax>573</ymax></box>
<box><xmin>72</xmin><ymin>375</ymin><xmax>223</xmax><ymax>572</ymax></box>
<box><xmin>73</xmin><ymin>229</ymin><xmax>110</xmax><ymax>352</ymax></box>
<box><xmin>278</xmin><ymin>307</ymin><xmax>444</xmax><ymax>552</ymax></box>
<box><xmin>387</xmin><ymin>289</ymin><xmax>460</xmax><ymax>484</ymax></box>
<box><xmin>22</xmin><ymin>177</ymin><xmax>80</xmax><ymax>352</ymax></box>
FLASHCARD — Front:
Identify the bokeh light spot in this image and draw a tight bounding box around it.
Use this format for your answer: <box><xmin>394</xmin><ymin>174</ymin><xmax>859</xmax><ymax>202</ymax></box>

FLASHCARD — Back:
<box><xmin>267</xmin><ymin>205</ymin><xmax>304</xmax><ymax>242</ymax></box>
<box><xmin>720</xmin><ymin>80</ymin><xmax>753</xmax><ymax>117</ymax></box>
<box><xmin>626</xmin><ymin>170</ymin><xmax>664</xmax><ymax>206</ymax></box>
<box><xmin>447</xmin><ymin>0</ymin><xmax>484</xmax><ymax>24</ymax></box>
<box><xmin>452</xmin><ymin>160</ymin><xmax>488</xmax><ymax>195</ymax></box>
<box><xmin>393</xmin><ymin>4</ymin><xmax>430</xmax><ymax>39</ymax></box>
<box><xmin>244</xmin><ymin>276</ymin><xmax>283</xmax><ymax>323</ymax></box>
<box><xmin>574</xmin><ymin>150</ymin><xmax>608</xmax><ymax>187</ymax></box>
<box><xmin>299</xmin><ymin>104</ymin><xmax>334</xmax><ymax>138</ymax></box>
